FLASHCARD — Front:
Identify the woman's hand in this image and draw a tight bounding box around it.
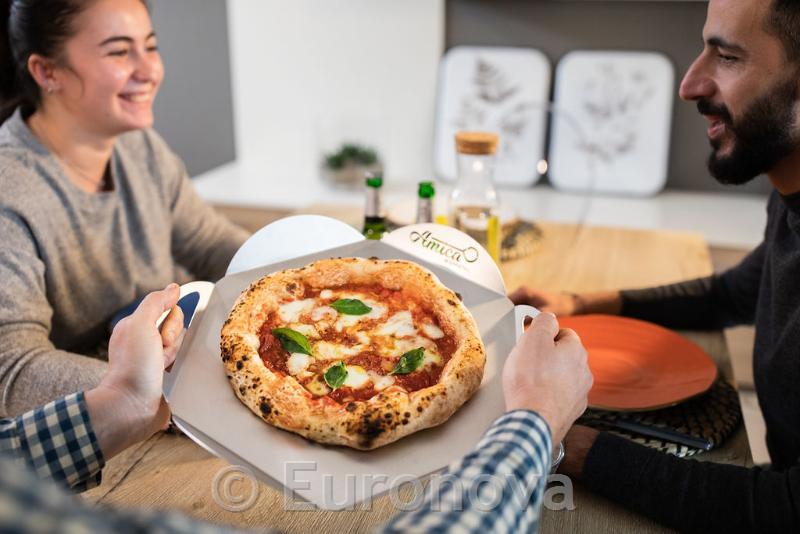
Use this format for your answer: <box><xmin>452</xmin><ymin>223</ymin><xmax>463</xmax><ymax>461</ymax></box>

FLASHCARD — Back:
<box><xmin>85</xmin><ymin>284</ymin><xmax>185</xmax><ymax>459</ymax></box>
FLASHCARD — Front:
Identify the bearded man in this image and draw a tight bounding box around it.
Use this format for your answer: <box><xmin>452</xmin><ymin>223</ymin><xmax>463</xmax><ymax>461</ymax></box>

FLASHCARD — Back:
<box><xmin>512</xmin><ymin>0</ymin><xmax>800</xmax><ymax>531</ymax></box>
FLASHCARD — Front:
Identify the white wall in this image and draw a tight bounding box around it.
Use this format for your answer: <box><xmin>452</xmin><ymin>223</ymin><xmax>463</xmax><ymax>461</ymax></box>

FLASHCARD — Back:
<box><xmin>227</xmin><ymin>0</ymin><xmax>444</xmax><ymax>184</ymax></box>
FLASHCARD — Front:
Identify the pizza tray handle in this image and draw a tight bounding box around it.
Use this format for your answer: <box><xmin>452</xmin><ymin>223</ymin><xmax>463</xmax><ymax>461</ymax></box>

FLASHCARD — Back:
<box><xmin>513</xmin><ymin>304</ymin><xmax>540</xmax><ymax>341</ymax></box>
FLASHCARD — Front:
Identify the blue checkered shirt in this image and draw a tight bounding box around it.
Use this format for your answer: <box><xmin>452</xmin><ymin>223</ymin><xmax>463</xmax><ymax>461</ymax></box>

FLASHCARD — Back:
<box><xmin>377</xmin><ymin>409</ymin><xmax>553</xmax><ymax>533</ymax></box>
<box><xmin>0</xmin><ymin>393</ymin><xmax>551</xmax><ymax>533</ymax></box>
<box><xmin>0</xmin><ymin>391</ymin><xmax>104</xmax><ymax>491</ymax></box>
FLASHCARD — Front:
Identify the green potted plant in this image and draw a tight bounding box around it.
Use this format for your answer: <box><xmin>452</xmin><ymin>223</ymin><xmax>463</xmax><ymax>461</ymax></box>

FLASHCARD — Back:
<box><xmin>322</xmin><ymin>142</ymin><xmax>383</xmax><ymax>188</ymax></box>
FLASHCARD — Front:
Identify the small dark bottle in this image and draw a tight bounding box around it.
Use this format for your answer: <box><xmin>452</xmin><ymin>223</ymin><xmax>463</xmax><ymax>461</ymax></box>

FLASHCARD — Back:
<box><xmin>362</xmin><ymin>173</ymin><xmax>386</xmax><ymax>240</ymax></box>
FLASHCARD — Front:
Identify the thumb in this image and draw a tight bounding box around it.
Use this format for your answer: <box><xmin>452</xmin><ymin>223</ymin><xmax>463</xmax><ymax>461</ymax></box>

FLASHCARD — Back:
<box><xmin>132</xmin><ymin>284</ymin><xmax>180</xmax><ymax>325</ymax></box>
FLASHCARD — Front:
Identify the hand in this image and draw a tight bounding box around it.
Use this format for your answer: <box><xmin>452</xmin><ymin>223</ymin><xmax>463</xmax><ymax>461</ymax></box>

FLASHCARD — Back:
<box><xmin>510</xmin><ymin>286</ymin><xmax>624</xmax><ymax>316</ymax></box>
<box><xmin>502</xmin><ymin>313</ymin><xmax>593</xmax><ymax>444</ymax></box>
<box><xmin>86</xmin><ymin>284</ymin><xmax>185</xmax><ymax>459</ymax></box>
<box><xmin>559</xmin><ymin>425</ymin><xmax>600</xmax><ymax>479</ymax></box>
<box><xmin>509</xmin><ymin>286</ymin><xmax>579</xmax><ymax>316</ymax></box>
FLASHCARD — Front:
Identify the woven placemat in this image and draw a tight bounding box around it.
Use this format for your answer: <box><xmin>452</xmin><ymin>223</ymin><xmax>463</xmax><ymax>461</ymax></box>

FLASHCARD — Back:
<box><xmin>579</xmin><ymin>380</ymin><xmax>742</xmax><ymax>457</ymax></box>
<box><xmin>501</xmin><ymin>220</ymin><xmax>543</xmax><ymax>261</ymax></box>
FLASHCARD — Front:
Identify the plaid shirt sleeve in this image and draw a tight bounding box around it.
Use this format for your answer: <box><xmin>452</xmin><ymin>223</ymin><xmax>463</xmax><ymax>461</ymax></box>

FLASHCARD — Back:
<box><xmin>378</xmin><ymin>409</ymin><xmax>553</xmax><ymax>533</ymax></box>
<box><xmin>0</xmin><ymin>391</ymin><xmax>105</xmax><ymax>491</ymax></box>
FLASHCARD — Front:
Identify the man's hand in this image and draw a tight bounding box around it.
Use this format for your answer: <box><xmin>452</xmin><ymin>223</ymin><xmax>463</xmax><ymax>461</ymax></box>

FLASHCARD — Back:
<box><xmin>86</xmin><ymin>284</ymin><xmax>185</xmax><ymax>459</ymax></box>
<box><xmin>509</xmin><ymin>287</ymin><xmax>580</xmax><ymax>316</ymax></box>
<box><xmin>502</xmin><ymin>313</ymin><xmax>593</xmax><ymax>443</ymax></box>
<box><xmin>509</xmin><ymin>286</ymin><xmax>624</xmax><ymax>317</ymax></box>
<box><xmin>559</xmin><ymin>425</ymin><xmax>600</xmax><ymax>479</ymax></box>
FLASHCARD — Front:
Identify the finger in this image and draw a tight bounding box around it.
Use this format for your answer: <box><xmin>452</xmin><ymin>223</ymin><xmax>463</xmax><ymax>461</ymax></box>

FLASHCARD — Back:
<box><xmin>527</xmin><ymin>312</ymin><xmax>560</xmax><ymax>341</ymax></box>
<box><xmin>133</xmin><ymin>284</ymin><xmax>180</xmax><ymax>325</ymax></box>
<box><xmin>508</xmin><ymin>286</ymin><xmax>531</xmax><ymax>305</ymax></box>
<box><xmin>554</xmin><ymin>327</ymin><xmax>581</xmax><ymax>344</ymax></box>
<box><xmin>161</xmin><ymin>306</ymin><xmax>184</xmax><ymax>346</ymax></box>
<box><xmin>164</xmin><ymin>329</ymin><xmax>185</xmax><ymax>369</ymax></box>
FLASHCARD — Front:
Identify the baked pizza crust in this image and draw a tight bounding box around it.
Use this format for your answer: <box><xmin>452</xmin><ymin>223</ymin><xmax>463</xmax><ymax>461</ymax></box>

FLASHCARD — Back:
<box><xmin>220</xmin><ymin>257</ymin><xmax>486</xmax><ymax>450</ymax></box>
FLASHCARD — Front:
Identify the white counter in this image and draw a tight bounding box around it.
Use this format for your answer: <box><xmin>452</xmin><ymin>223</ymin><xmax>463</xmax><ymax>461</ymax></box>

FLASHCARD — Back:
<box><xmin>193</xmin><ymin>157</ymin><xmax>768</xmax><ymax>251</ymax></box>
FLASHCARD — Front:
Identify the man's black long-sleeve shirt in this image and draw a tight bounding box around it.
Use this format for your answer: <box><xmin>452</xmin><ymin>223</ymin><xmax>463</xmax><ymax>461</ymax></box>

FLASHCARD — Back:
<box><xmin>581</xmin><ymin>191</ymin><xmax>800</xmax><ymax>533</ymax></box>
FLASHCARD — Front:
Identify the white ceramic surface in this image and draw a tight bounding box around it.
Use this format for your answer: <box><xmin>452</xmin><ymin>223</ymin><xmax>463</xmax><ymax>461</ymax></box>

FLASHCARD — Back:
<box><xmin>549</xmin><ymin>50</ymin><xmax>675</xmax><ymax>196</ymax></box>
<box><xmin>434</xmin><ymin>46</ymin><xmax>551</xmax><ymax>186</ymax></box>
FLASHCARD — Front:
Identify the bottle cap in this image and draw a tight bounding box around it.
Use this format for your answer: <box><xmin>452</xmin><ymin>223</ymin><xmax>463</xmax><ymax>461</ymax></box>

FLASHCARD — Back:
<box><xmin>455</xmin><ymin>131</ymin><xmax>499</xmax><ymax>155</ymax></box>
<box><xmin>418</xmin><ymin>181</ymin><xmax>435</xmax><ymax>199</ymax></box>
<box><xmin>365</xmin><ymin>173</ymin><xmax>383</xmax><ymax>188</ymax></box>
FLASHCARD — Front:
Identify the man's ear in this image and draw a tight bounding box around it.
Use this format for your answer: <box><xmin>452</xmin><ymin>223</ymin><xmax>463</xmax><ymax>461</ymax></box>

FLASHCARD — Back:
<box><xmin>26</xmin><ymin>54</ymin><xmax>61</xmax><ymax>94</ymax></box>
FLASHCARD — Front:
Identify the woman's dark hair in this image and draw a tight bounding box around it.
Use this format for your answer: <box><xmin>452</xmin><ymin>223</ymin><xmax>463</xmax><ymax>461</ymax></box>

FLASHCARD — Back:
<box><xmin>0</xmin><ymin>0</ymin><xmax>89</xmax><ymax>124</ymax></box>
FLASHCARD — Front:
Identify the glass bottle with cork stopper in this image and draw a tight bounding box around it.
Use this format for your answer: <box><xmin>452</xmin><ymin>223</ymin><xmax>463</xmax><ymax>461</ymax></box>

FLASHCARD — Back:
<box><xmin>450</xmin><ymin>131</ymin><xmax>501</xmax><ymax>263</ymax></box>
<box><xmin>362</xmin><ymin>173</ymin><xmax>386</xmax><ymax>240</ymax></box>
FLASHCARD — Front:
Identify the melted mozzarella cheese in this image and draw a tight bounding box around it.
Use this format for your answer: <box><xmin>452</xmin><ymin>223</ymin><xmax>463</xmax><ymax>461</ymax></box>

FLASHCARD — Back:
<box><xmin>312</xmin><ymin>306</ymin><xmax>337</xmax><ymax>321</ymax></box>
<box><xmin>368</xmin><ymin>371</ymin><xmax>396</xmax><ymax>391</ymax></box>
<box><xmin>315</xmin><ymin>341</ymin><xmax>365</xmax><ymax>360</ymax></box>
<box><xmin>320</xmin><ymin>289</ymin><xmax>334</xmax><ymax>299</ymax></box>
<box><xmin>287</xmin><ymin>353</ymin><xmax>312</xmax><ymax>375</ymax></box>
<box><xmin>279</xmin><ymin>299</ymin><xmax>315</xmax><ymax>323</ymax></box>
<box><xmin>389</xmin><ymin>337</ymin><xmax>441</xmax><ymax>368</ymax></box>
<box><xmin>378</xmin><ymin>311</ymin><xmax>416</xmax><ymax>338</ymax></box>
<box><xmin>422</xmin><ymin>323</ymin><xmax>444</xmax><ymax>340</ymax></box>
<box><xmin>290</xmin><ymin>323</ymin><xmax>319</xmax><ymax>339</ymax></box>
<box><xmin>334</xmin><ymin>300</ymin><xmax>387</xmax><ymax>332</ymax></box>
<box><xmin>343</xmin><ymin>365</ymin><xmax>370</xmax><ymax>388</ymax></box>
<box><xmin>355</xmin><ymin>331</ymin><xmax>370</xmax><ymax>345</ymax></box>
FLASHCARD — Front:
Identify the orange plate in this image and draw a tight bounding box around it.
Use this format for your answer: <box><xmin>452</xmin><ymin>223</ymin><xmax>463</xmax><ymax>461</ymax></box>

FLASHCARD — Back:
<box><xmin>558</xmin><ymin>315</ymin><xmax>718</xmax><ymax>411</ymax></box>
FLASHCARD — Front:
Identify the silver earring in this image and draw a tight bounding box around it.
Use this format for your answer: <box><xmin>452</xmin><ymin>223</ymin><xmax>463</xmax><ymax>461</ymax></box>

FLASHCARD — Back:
<box><xmin>46</xmin><ymin>86</ymin><xmax>53</xmax><ymax>94</ymax></box>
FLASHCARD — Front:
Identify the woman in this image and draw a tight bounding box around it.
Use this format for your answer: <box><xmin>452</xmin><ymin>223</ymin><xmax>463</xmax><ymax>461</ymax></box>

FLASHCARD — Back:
<box><xmin>0</xmin><ymin>0</ymin><xmax>249</xmax><ymax>416</ymax></box>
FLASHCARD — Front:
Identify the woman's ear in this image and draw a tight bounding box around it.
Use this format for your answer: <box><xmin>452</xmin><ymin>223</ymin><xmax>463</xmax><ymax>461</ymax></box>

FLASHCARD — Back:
<box><xmin>27</xmin><ymin>53</ymin><xmax>60</xmax><ymax>94</ymax></box>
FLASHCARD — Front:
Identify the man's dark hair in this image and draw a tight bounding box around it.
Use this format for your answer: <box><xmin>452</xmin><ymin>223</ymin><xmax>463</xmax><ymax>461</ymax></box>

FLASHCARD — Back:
<box><xmin>767</xmin><ymin>0</ymin><xmax>800</xmax><ymax>63</ymax></box>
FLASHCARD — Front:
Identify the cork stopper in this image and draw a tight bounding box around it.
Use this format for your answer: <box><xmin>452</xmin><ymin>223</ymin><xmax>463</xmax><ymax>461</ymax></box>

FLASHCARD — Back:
<box><xmin>455</xmin><ymin>131</ymin><xmax>499</xmax><ymax>155</ymax></box>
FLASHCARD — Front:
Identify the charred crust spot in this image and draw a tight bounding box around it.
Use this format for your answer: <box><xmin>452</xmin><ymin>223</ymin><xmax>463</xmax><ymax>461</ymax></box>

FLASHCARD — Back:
<box><xmin>358</xmin><ymin>414</ymin><xmax>387</xmax><ymax>447</ymax></box>
<box><xmin>238</xmin><ymin>386</ymin><xmax>246</xmax><ymax>395</ymax></box>
<box><xmin>286</xmin><ymin>282</ymin><xmax>297</xmax><ymax>292</ymax></box>
<box><xmin>346</xmin><ymin>402</ymin><xmax>358</xmax><ymax>413</ymax></box>
<box><xmin>260</xmin><ymin>401</ymin><xmax>272</xmax><ymax>415</ymax></box>
<box><xmin>447</xmin><ymin>299</ymin><xmax>456</xmax><ymax>306</ymax></box>
<box><xmin>369</xmin><ymin>256</ymin><xmax>379</xmax><ymax>261</ymax></box>
<box><xmin>241</xmin><ymin>355</ymin><xmax>248</xmax><ymax>361</ymax></box>
<box><xmin>417</xmin><ymin>406</ymin><xmax>423</xmax><ymax>412</ymax></box>
<box><xmin>383</xmin><ymin>412</ymin><xmax>393</xmax><ymax>420</ymax></box>
<box><xmin>455</xmin><ymin>292</ymin><xmax>463</xmax><ymax>301</ymax></box>
<box><xmin>236</xmin><ymin>360</ymin><xmax>244</xmax><ymax>370</ymax></box>
<box><xmin>402</xmin><ymin>419</ymin><xmax>409</xmax><ymax>425</ymax></box>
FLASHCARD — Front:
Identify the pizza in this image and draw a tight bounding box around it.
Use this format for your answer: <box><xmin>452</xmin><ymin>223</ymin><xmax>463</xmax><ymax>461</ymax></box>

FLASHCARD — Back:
<box><xmin>220</xmin><ymin>257</ymin><xmax>485</xmax><ymax>450</ymax></box>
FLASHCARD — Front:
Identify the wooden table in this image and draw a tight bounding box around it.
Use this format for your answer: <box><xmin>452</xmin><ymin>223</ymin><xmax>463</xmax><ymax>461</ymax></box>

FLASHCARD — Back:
<box><xmin>82</xmin><ymin>210</ymin><xmax>751</xmax><ymax>533</ymax></box>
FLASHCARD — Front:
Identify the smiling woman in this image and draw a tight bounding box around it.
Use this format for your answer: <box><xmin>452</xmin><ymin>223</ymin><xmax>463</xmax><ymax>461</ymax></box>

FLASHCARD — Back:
<box><xmin>0</xmin><ymin>0</ymin><xmax>249</xmax><ymax>416</ymax></box>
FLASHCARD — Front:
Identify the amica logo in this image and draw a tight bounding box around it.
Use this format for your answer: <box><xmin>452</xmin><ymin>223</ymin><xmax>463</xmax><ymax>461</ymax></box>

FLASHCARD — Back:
<box><xmin>409</xmin><ymin>231</ymin><xmax>479</xmax><ymax>263</ymax></box>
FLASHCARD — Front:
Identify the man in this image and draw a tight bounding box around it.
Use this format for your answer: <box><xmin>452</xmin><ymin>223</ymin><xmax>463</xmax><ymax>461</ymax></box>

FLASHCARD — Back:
<box><xmin>0</xmin><ymin>284</ymin><xmax>592</xmax><ymax>532</ymax></box>
<box><xmin>512</xmin><ymin>0</ymin><xmax>800</xmax><ymax>531</ymax></box>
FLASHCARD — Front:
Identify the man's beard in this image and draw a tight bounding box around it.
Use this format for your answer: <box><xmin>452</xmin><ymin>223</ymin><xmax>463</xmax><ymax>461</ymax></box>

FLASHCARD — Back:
<box><xmin>699</xmin><ymin>75</ymin><xmax>798</xmax><ymax>185</ymax></box>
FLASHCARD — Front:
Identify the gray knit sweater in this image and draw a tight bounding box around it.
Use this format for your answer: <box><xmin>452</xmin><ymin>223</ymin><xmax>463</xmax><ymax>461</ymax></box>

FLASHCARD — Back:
<box><xmin>0</xmin><ymin>109</ymin><xmax>249</xmax><ymax>416</ymax></box>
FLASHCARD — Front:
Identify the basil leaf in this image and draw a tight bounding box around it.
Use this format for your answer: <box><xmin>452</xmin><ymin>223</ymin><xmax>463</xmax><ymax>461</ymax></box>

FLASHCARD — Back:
<box><xmin>391</xmin><ymin>348</ymin><xmax>425</xmax><ymax>375</ymax></box>
<box><xmin>271</xmin><ymin>327</ymin><xmax>312</xmax><ymax>356</ymax></box>
<box><xmin>324</xmin><ymin>361</ymin><xmax>348</xmax><ymax>390</ymax></box>
<box><xmin>331</xmin><ymin>298</ymin><xmax>372</xmax><ymax>316</ymax></box>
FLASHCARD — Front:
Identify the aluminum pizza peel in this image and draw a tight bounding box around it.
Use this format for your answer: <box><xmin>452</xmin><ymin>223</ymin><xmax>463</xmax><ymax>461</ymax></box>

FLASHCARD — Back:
<box><xmin>163</xmin><ymin>216</ymin><xmax>540</xmax><ymax>510</ymax></box>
